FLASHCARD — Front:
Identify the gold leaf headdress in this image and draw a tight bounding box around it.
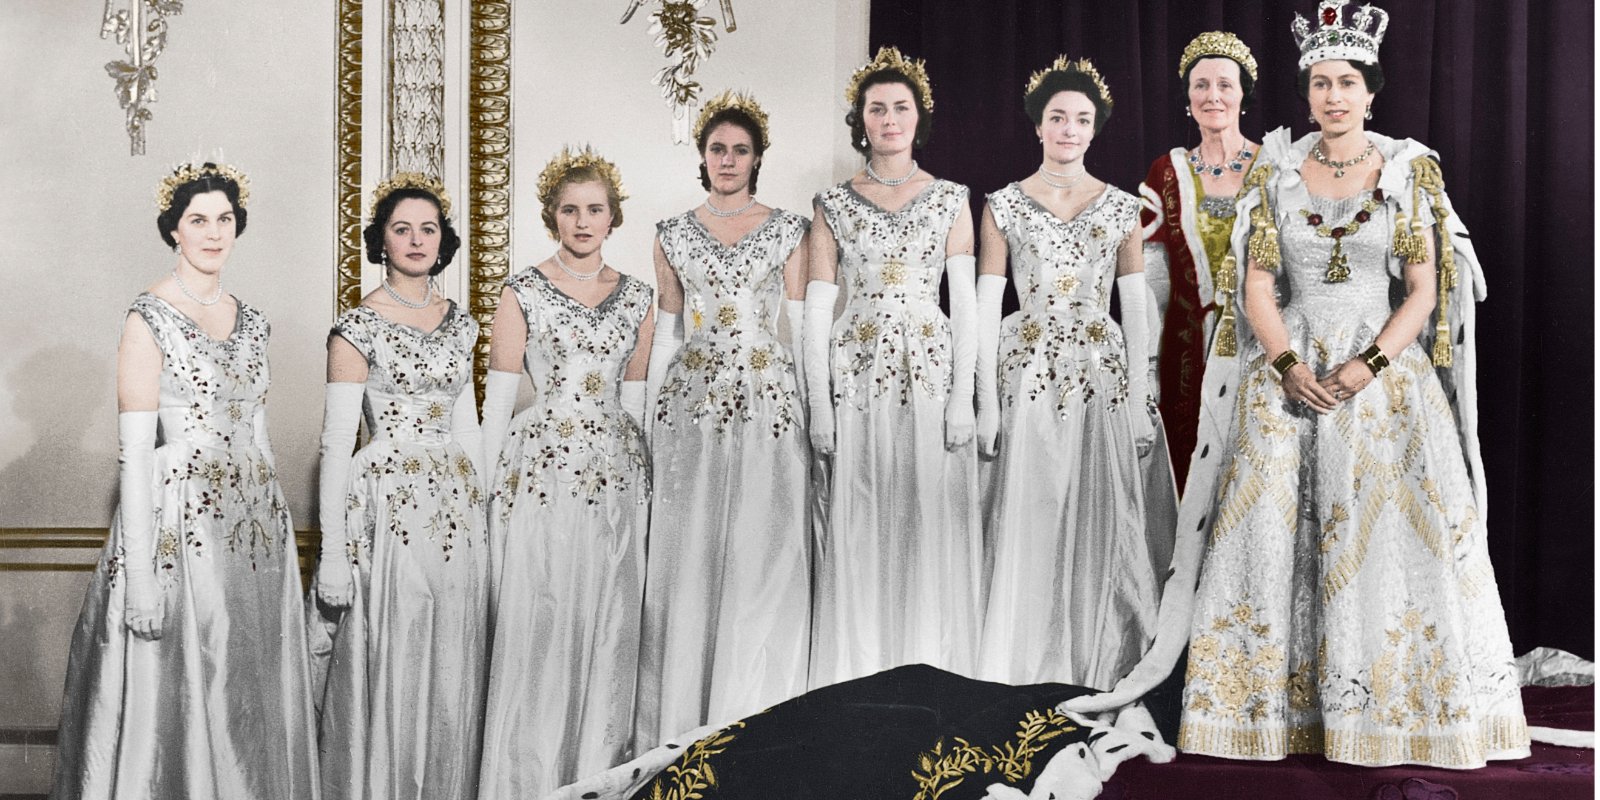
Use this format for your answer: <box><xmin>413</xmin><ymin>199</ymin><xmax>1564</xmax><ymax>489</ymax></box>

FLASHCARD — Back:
<box><xmin>1025</xmin><ymin>55</ymin><xmax>1114</xmax><ymax>111</ymax></box>
<box><xmin>536</xmin><ymin>145</ymin><xmax>628</xmax><ymax>209</ymax></box>
<box><xmin>845</xmin><ymin>46</ymin><xmax>934</xmax><ymax>112</ymax></box>
<box><xmin>369</xmin><ymin>172</ymin><xmax>453</xmax><ymax>220</ymax></box>
<box><xmin>1178</xmin><ymin>31</ymin><xmax>1259</xmax><ymax>81</ymax></box>
<box><xmin>155</xmin><ymin>162</ymin><xmax>251</xmax><ymax>213</ymax></box>
<box><xmin>692</xmin><ymin>89</ymin><xmax>771</xmax><ymax>149</ymax></box>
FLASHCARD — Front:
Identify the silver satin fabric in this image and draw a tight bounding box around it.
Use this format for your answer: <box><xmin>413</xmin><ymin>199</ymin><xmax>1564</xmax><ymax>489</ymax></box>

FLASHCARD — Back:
<box><xmin>1180</xmin><ymin>179</ymin><xmax>1528</xmax><ymax>766</ymax></box>
<box><xmin>311</xmin><ymin>304</ymin><xmax>490</xmax><ymax>800</ymax></box>
<box><xmin>977</xmin><ymin>184</ymin><xmax>1172</xmax><ymax>689</ymax></box>
<box><xmin>478</xmin><ymin>270</ymin><xmax>654</xmax><ymax>796</ymax></box>
<box><xmin>808</xmin><ymin>180</ymin><xmax>983</xmax><ymax>688</ymax></box>
<box><xmin>634</xmin><ymin>210</ymin><xmax>812</xmax><ymax>749</ymax></box>
<box><xmin>52</xmin><ymin>294</ymin><xmax>317</xmax><ymax>799</ymax></box>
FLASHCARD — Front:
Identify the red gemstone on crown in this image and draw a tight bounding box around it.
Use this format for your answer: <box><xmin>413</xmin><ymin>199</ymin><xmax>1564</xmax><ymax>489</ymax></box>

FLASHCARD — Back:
<box><xmin>1322</xmin><ymin>7</ymin><xmax>1338</xmax><ymax>25</ymax></box>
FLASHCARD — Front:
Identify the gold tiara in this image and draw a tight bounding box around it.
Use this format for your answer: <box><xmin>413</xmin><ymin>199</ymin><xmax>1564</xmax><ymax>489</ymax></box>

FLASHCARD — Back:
<box><xmin>368</xmin><ymin>172</ymin><xmax>453</xmax><ymax>220</ymax></box>
<box><xmin>1177</xmin><ymin>31</ymin><xmax>1258</xmax><ymax>81</ymax></box>
<box><xmin>155</xmin><ymin>162</ymin><xmax>250</xmax><ymax>213</ymax></box>
<box><xmin>1025</xmin><ymin>55</ymin><xmax>1114</xmax><ymax>111</ymax></box>
<box><xmin>536</xmin><ymin>145</ymin><xmax>628</xmax><ymax>209</ymax></box>
<box><xmin>845</xmin><ymin>46</ymin><xmax>934</xmax><ymax>112</ymax></box>
<box><xmin>692</xmin><ymin>89</ymin><xmax>771</xmax><ymax>149</ymax></box>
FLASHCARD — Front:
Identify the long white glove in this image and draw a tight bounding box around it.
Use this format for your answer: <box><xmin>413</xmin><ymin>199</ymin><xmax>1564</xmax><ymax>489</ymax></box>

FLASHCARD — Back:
<box><xmin>621</xmin><ymin>380</ymin><xmax>647</xmax><ymax>429</ymax></box>
<box><xmin>251</xmin><ymin>403</ymin><xmax>276</xmax><ymax>472</ymax></box>
<box><xmin>480</xmin><ymin>369</ymin><xmax>521</xmax><ymax>479</ymax></box>
<box><xmin>802</xmin><ymin>280</ymin><xmax>839</xmax><ymax>455</ymax></box>
<box><xmin>1117</xmin><ymin>272</ymin><xmax>1157</xmax><ymax>452</ymax></box>
<box><xmin>974</xmin><ymin>274</ymin><xmax>1007</xmax><ymax>457</ymax></box>
<box><xmin>784</xmin><ymin>298</ymin><xmax>807</xmax><ymax>417</ymax></box>
<box><xmin>944</xmin><ymin>254</ymin><xmax>978</xmax><ymax>449</ymax></box>
<box><xmin>450</xmin><ymin>385</ymin><xmax>484</xmax><ymax>479</ymax></box>
<box><xmin>644</xmin><ymin>310</ymin><xmax>683</xmax><ymax>436</ymax></box>
<box><xmin>316</xmin><ymin>382</ymin><xmax>364</xmax><ymax>608</ymax></box>
<box><xmin>118</xmin><ymin>410</ymin><xmax>163</xmax><ymax>640</ymax></box>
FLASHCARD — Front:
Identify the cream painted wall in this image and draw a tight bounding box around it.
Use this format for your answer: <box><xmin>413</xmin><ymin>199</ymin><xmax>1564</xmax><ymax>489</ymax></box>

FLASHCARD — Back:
<box><xmin>509</xmin><ymin>1</ymin><xmax>868</xmax><ymax>288</ymax></box>
<box><xmin>0</xmin><ymin>3</ymin><xmax>336</xmax><ymax>529</ymax></box>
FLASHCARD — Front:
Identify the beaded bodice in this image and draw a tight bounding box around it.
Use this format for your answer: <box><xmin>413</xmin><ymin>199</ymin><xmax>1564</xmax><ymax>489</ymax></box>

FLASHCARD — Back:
<box><xmin>987</xmin><ymin>183</ymin><xmax>1138</xmax><ymax>314</ymax></box>
<box><xmin>659</xmin><ymin>209</ymin><xmax>808</xmax><ymax>346</ymax></box>
<box><xmin>507</xmin><ymin>267</ymin><xmax>653</xmax><ymax>417</ymax></box>
<box><xmin>1279</xmin><ymin>189</ymin><xmax>1395</xmax><ymax>327</ymax></box>
<box><xmin>816</xmin><ymin>179</ymin><xmax>968</xmax><ymax>310</ymax></box>
<box><xmin>333</xmin><ymin>303</ymin><xmax>478</xmax><ymax>446</ymax></box>
<box><xmin>132</xmin><ymin>293</ymin><xmax>271</xmax><ymax>452</ymax></box>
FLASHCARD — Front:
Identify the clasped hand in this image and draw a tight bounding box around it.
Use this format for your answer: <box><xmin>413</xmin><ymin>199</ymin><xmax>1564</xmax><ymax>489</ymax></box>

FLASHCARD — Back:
<box><xmin>1282</xmin><ymin>359</ymin><xmax>1375</xmax><ymax>414</ymax></box>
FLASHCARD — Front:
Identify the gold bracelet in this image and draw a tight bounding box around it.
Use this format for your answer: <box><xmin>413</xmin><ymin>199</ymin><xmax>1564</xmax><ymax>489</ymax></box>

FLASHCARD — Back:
<box><xmin>1271</xmin><ymin>350</ymin><xmax>1303</xmax><ymax>380</ymax></box>
<box><xmin>1360</xmin><ymin>344</ymin><xmax>1390</xmax><ymax>375</ymax></box>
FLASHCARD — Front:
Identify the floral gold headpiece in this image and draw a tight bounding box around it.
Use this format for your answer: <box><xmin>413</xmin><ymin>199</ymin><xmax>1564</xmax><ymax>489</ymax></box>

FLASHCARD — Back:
<box><xmin>369</xmin><ymin>172</ymin><xmax>453</xmax><ymax>220</ymax></box>
<box><xmin>155</xmin><ymin>162</ymin><xmax>250</xmax><ymax>213</ymax></box>
<box><xmin>692</xmin><ymin>89</ymin><xmax>772</xmax><ymax>149</ymax></box>
<box><xmin>1025</xmin><ymin>55</ymin><xmax>1113</xmax><ymax>111</ymax></box>
<box><xmin>536</xmin><ymin>145</ymin><xmax>628</xmax><ymax>210</ymax></box>
<box><xmin>845</xmin><ymin>46</ymin><xmax>935</xmax><ymax>112</ymax></box>
<box><xmin>1178</xmin><ymin>31</ymin><xmax>1259</xmax><ymax>81</ymax></box>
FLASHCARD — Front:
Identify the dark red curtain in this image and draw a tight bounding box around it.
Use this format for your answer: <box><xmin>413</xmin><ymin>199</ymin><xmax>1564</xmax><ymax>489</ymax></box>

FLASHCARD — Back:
<box><xmin>868</xmin><ymin>0</ymin><xmax>1594</xmax><ymax>658</ymax></box>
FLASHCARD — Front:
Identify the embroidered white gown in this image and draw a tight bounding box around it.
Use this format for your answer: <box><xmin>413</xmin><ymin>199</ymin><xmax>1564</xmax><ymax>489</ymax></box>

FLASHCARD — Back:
<box><xmin>977</xmin><ymin>184</ymin><xmax>1174</xmax><ymax>689</ymax></box>
<box><xmin>634</xmin><ymin>210</ymin><xmax>812</xmax><ymax>747</ymax></box>
<box><xmin>478</xmin><ymin>268</ymin><xmax>654</xmax><ymax>797</ymax></box>
<box><xmin>809</xmin><ymin>179</ymin><xmax>983</xmax><ymax>688</ymax></box>
<box><xmin>1179</xmin><ymin>154</ymin><xmax>1528</xmax><ymax>766</ymax></box>
<box><xmin>52</xmin><ymin>294</ymin><xmax>317</xmax><ymax>800</ymax></box>
<box><xmin>313</xmin><ymin>303</ymin><xmax>490</xmax><ymax>800</ymax></box>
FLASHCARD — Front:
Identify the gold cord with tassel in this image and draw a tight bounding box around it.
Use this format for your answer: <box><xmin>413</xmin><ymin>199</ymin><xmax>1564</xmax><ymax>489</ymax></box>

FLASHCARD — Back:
<box><xmin>1244</xmin><ymin>165</ymin><xmax>1281</xmax><ymax>270</ymax></box>
<box><xmin>1407</xmin><ymin>156</ymin><xmax>1456</xmax><ymax>366</ymax></box>
<box><xmin>1213</xmin><ymin>252</ymin><xmax>1239</xmax><ymax>357</ymax></box>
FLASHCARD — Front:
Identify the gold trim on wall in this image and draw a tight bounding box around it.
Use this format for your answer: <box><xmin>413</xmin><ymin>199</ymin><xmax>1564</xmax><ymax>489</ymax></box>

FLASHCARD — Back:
<box><xmin>0</xmin><ymin>528</ymin><xmax>323</xmax><ymax>589</ymax></box>
<box><xmin>335</xmin><ymin>0</ymin><xmax>365</xmax><ymax>316</ymax></box>
<box><xmin>468</xmin><ymin>0</ymin><xmax>513</xmax><ymax>403</ymax></box>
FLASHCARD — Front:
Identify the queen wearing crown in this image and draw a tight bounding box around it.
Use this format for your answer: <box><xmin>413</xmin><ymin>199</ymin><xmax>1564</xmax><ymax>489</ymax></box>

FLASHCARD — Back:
<box><xmin>1072</xmin><ymin>0</ymin><xmax>1529</xmax><ymax>769</ymax></box>
<box><xmin>309</xmin><ymin>173</ymin><xmax>491</xmax><ymax>799</ymax></box>
<box><xmin>974</xmin><ymin>56</ymin><xmax>1176</xmax><ymax>690</ymax></box>
<box><xmin>803</xmin><ymin>46</ymin><xmax>983</xmax><ymax>687</ymax></box>
<box><xmin>52</xmin><ymin>162</ymin><xmax>317</xmax><ymax>798</ymax></box>
<box><xmin>633</xmin><ymin>90</ymin><xmax>813</xmax><ymax>748</ymax></box>
<box><xmin>477</xmin><ymin>147</ymin><xmax>657</xmax><ymax>794</ymax></box>
<box><xmin>1140</xmin><ymin>32</ymin><xmax>1263</xmax><ymax>495</ymax></box>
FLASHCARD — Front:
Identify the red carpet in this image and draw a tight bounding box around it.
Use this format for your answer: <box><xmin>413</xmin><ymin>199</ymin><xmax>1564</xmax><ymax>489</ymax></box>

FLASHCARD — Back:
<box><xmin>1105</xmin><ymin>686</ymin><xmax>1593</xmax><ymax>799</ymax></box>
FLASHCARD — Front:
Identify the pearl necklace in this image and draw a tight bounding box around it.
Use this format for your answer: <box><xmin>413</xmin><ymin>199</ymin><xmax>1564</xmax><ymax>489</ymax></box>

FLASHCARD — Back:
<box><xmin>172</xmin><ymin>268</ymin><xmax>223</xmax><ymax>306</ymax></box>
<box><xmin>705</xmin><ymin>196</ymin><xmax>757</xmax><ymax>217</ymax></box>
<box><xmin>1312</xmin><ymin>137</ymin><xmax>1375</xmax><ymax>179</ymax></box>
<box><xmin>865</xmin><ymin>159</ymin><xmax>917</xmax><ymax>186</ymax></box>
<box><xmin>1038</xmin><ymin>164</ymin><xmax>1086</xmax><ymax>190</ymax></box>
<box><xmin>554</xmin><ymin>250</ymin><xmax>603</xmax><ymax>281</ymax></box>
<box><xmin>382</xmin><ymin>278</ymin><xmax>433</xmax><ymax>308</ymax></box>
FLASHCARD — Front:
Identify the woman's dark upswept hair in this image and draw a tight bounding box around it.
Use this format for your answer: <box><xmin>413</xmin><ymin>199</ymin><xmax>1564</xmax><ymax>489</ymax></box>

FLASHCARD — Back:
<box><xmin>362</xmin><ymin>188</ymin><xmax>460</xmax><ymax>275</ymax></box>
<box><xmin>1296</xmin><ymin>59</ymin><xmax>1385</xmax><ymax>98</ymax></box>
<box><xmin>1024</xmin><ymin>71</ymin><xmax>1112</xmax><ymax>133</ymax></box>
<box><xmin>697</xmin><ymin>108</ymin><xmax>766</xmax><ymax>194</ymax></box>
<box><xmin>846</xmin><ymin>70</ymin><xmax>934</xmax><ymax>155</ymax></box>
<box><xmin>157</xmin><ymin>166</ymin><xmax>248</xmax><ymax>248</ymax></box>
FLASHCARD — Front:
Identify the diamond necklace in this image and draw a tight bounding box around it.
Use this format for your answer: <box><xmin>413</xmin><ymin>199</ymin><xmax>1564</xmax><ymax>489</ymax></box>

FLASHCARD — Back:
<box><xmin>1312</xmin><ymin>137</ymin><xmax>1375</xmax><ymax>179</ymax></box>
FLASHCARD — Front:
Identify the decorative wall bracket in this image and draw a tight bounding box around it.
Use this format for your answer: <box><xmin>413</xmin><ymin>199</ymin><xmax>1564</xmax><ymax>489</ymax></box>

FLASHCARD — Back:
<box><xmin>100</xmin><ymin>0</ymin><xmax>184</xmax><ymax>156</ymax></box>
<box><xmin>620</xmin><ymin>0</ymin><xmax>737</xmax><ymax>143</ymax></box>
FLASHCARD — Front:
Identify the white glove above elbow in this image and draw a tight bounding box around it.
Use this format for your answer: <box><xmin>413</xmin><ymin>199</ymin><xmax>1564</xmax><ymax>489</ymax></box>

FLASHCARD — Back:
<box><xmin>974</xmin><ymin>273</ymin><xmax>1007</xmax><ymax>458</ymax></box>
<box><xmin>118</xmin><ymin>410</ymin><xmax>164</xmax><ymax>640</ymax></box>
<box><xmin>1116</xmin><ymin>272</ymin><xmax>1157</xmax><ymax>454</ymax></box>
<box><xmin>802</xmin><ymin>280</ymin><xmax>839</xmax><ymax>455</ymax></box>
<box><xmin>944</xmin><ymin>255</ymin><xmax>978</xmax><ymax>450</ymax></box>
<box><xmin>316</xmin><ymin>382</ymin><xmax>365</xmax><ymax>608</ymax></box>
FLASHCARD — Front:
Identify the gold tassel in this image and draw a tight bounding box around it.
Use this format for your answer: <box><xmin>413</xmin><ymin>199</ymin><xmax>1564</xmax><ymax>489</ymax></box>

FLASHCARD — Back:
<box><xmin>1410</xmin><ymin>156</ymin><xmax>1456</xmax><ymax>367</ymax></box>
<box><xmin>1244</xmin><ymin>165</ymin><xmax>1280</xmax><ymax>270</ymax></box>
<box><xmin>1214</xmin><ymin>253</ymin><xmax>1238</xmax><ymax>357</ymax></box>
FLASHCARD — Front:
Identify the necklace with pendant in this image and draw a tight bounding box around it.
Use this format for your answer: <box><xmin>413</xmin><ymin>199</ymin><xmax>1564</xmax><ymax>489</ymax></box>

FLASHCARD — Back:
<box><xmin>1187</xmin><ymin>146</ymin><xmax>1255</xmax><ymax>178</ymax></box>
<box><xmin>1312</xmin><ymin>138</ymin><xmax>1375</xmax><ymax>179</ymax></box>
<box><xmin>1298</xmin><ymin>188</ymin><xmax>1385</xmax><ymax>282</ymax></box>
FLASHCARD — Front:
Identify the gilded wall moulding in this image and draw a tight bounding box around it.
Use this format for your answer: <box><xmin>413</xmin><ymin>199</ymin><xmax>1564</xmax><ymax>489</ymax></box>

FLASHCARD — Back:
<box><xmin>468</xmin><ymin>0</ymin><xmax>513</xmax><ymax>402</ymax></box>
<box><xmin>389</xmin><ymin>0</ymin><xmax>446</xmax><ymax>176</ymax></box>
<box><xmin>620</xmin><ymin>0</ymin><xmax>739</xmax><ymax>143</ymax></box>
<box><xmin>335</xmin><ymin>0</ymin><xmax>364</xmax><ymax>315</ymax></box>
<box><xmin>100</xmin><ymin>0</ymin><xmax>184</xmax><ymax>156</ymax></box>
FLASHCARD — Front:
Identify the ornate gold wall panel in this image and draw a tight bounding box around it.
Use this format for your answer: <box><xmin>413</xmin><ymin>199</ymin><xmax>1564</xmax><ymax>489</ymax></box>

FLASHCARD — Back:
<box><xmin>468</xmin><ymin>0</ymin><xmax>513</xmax><ymax>402</ymax></box>
<box><xmin>335</xmin><ymin>0</ymin><xmax>365</xmax><ymax>315</ymax></box>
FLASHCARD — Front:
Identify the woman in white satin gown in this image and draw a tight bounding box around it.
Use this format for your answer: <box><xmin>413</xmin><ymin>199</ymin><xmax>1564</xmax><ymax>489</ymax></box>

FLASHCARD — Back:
<box><xmin>477</xmin><ymin>147</ymin><xmax>657</xmax><ymax>796</ymax></box>
<box><xmin>634</xmin><ymin>90</ymin><xmax>812</xmax><ymax>750</ymax></box>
